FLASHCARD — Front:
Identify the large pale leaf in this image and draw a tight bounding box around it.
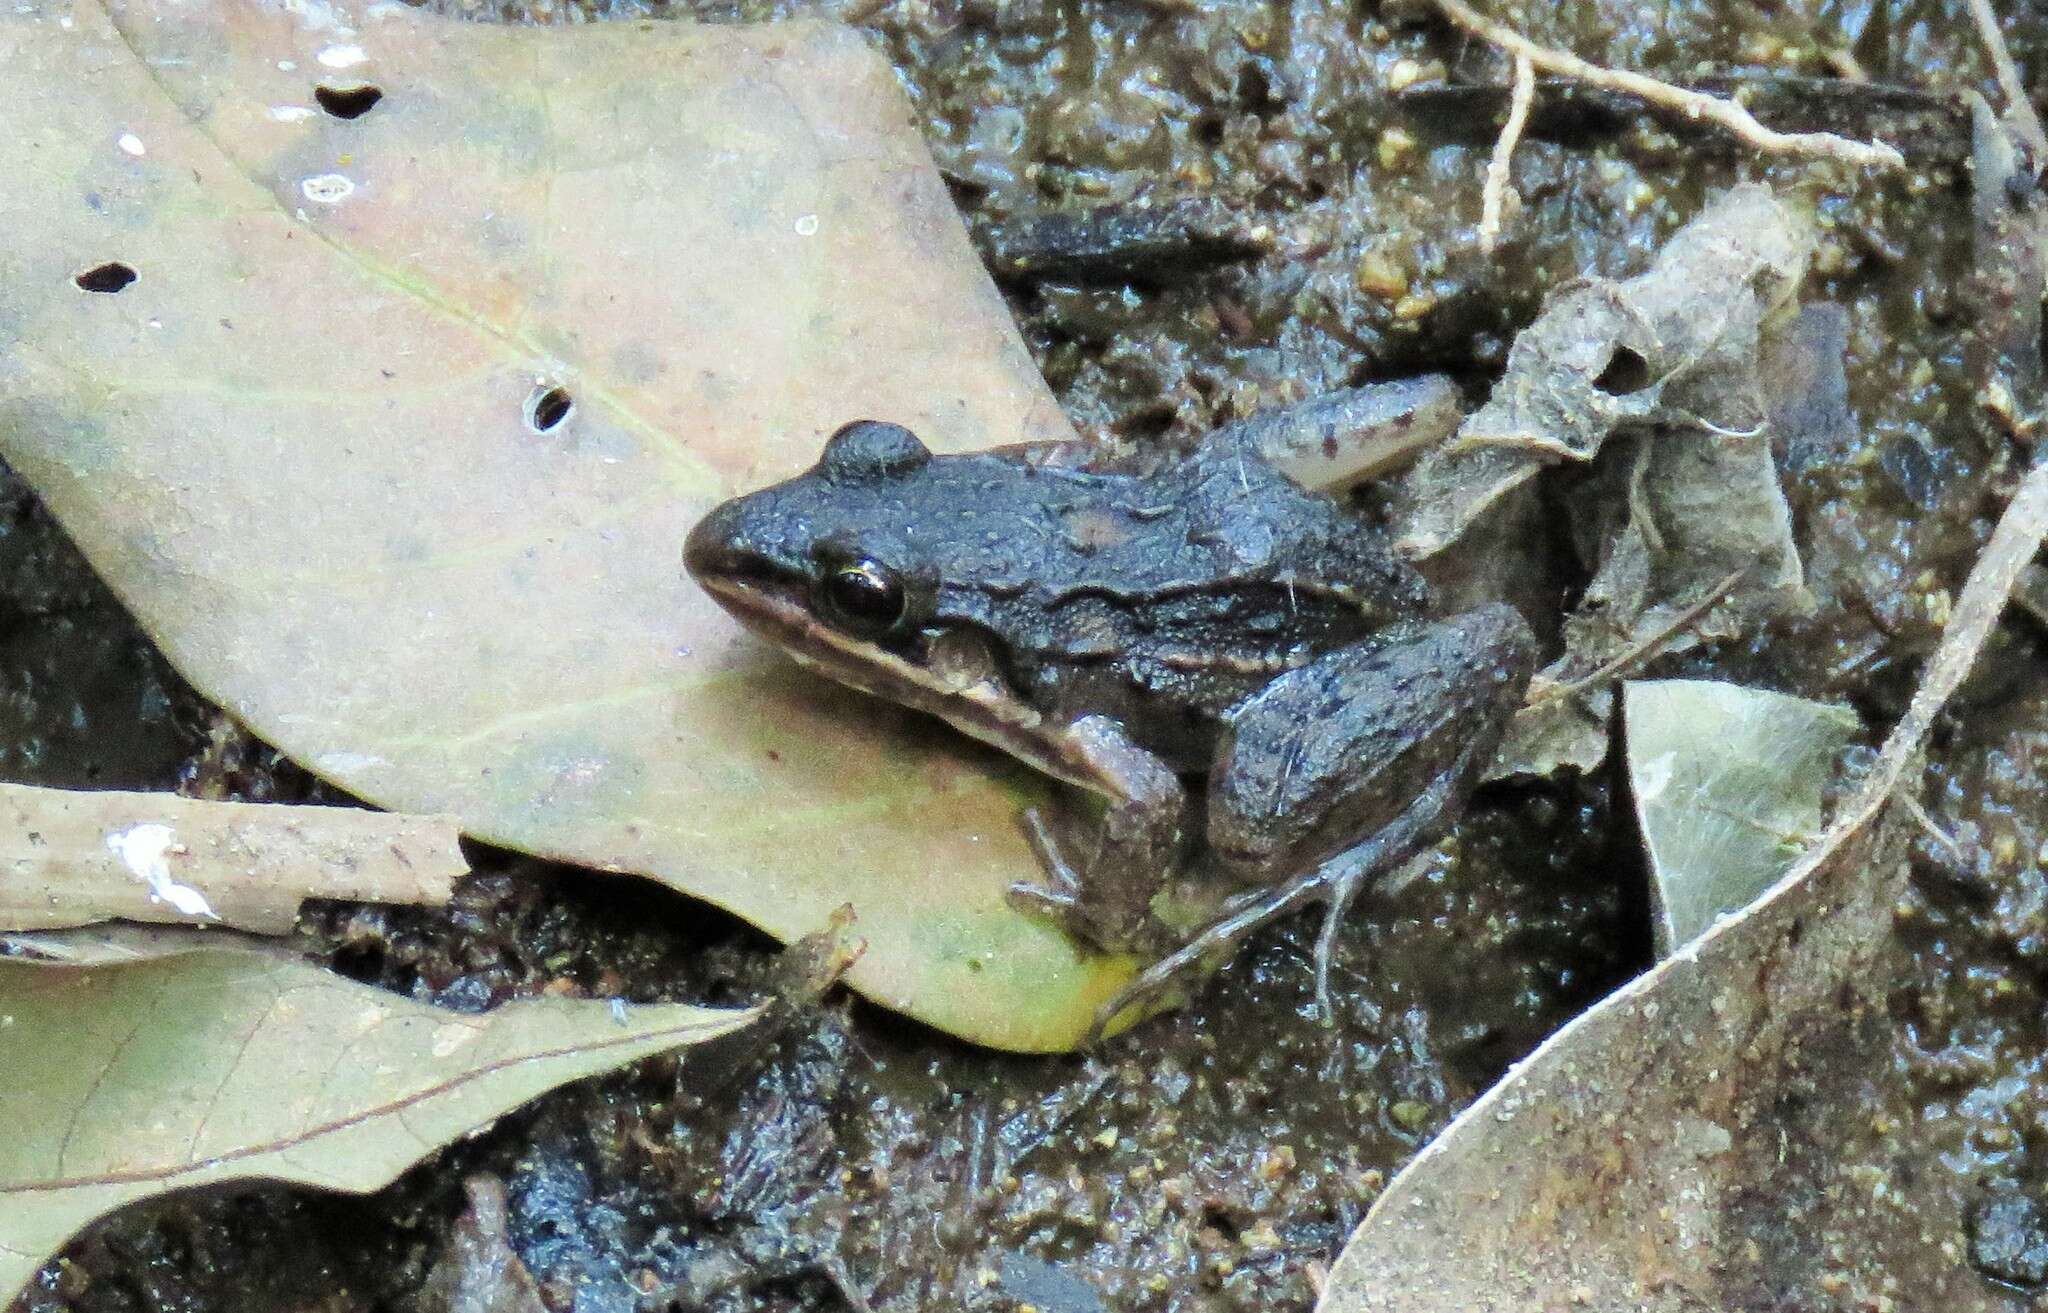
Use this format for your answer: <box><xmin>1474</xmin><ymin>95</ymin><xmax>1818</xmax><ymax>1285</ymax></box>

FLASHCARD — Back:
<box><xmin>0</xmin><ymin>0</ymin><xmax>1130</xmax><ymax>1050</ymax></box>
<box><xmin>0</xmin><ymin>950</ymin><xmax>758</xmax><ymax>1304</ymax></box>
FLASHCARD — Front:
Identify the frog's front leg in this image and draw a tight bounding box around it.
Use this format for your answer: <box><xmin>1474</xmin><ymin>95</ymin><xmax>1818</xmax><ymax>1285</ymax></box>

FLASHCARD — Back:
<box><xmin>1091</xmin><ymin>605</ymin><xmax>1537</xmax><ymax>1040</ymax></box>
<box><xmin>1009</xmin><ymin>714</ymin><xmax>1190</xmax><ymax>951</ymax></box>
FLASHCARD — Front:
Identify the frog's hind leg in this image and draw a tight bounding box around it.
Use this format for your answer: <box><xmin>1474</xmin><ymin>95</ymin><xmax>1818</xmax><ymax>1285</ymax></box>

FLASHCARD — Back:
<box><xmin>1090</xmin><ymin>606</ymin><xmax>1536</xmax><ymax>1043</ymax></box>
<box><xmin>1087</xmin><ymin>752</ymin><xmax>1470</xmax><ymax>1044</ymax></box>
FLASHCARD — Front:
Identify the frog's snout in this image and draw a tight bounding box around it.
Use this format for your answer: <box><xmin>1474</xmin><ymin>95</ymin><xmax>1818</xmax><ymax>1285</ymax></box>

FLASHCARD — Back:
<box><xmin>683</xmin><ymin>499</ymin><xmax>746</xmax><ymax>584</ymax></box>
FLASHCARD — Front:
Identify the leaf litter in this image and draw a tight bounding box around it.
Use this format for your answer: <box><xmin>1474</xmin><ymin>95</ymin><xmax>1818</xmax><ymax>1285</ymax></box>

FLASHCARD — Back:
<box><xmin>1399</xmin><ymin>184</ymin><xmax>1821</xmax><ymax>778</ymax></box>
<box><xmin>1624</xmin><ymin>680</ymin><xmax>1857</xmax><ymax>955</ymax></box>
<box><xmin>1319</xmin><ymin>76</ymin><xmax>2048</xmax><ymax>1313</ymax></box>
<box><xmin>0</xmin><ymin>783</ymin><xmax>465</xmax><ymax>934</ymax></box>
<box><xmin>0</xmin><ymin>949</ymin><xmax>759</xmax><ymax>1305</ymax></box>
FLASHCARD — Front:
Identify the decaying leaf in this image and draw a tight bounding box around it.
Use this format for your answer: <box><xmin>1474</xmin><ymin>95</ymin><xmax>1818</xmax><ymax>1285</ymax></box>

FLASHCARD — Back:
<box><xmin>1625</xmin><ymin>680</ymin><xmax>1858</xmax><ymax>954</ymax></box>
<box><xmin>0</xmin><ymin>0</ymin><xmax>1131</xmax><ymax>1051</ymax></box>
<box><xmin>1418</xmin><ymin>185</ymin><xmax>1823</xmax><ymax>779</ymax></box>
<box><xmin>1317</xmin><ymin>416</ymin><xmax>2048</xmax><ymax>1313</ymax></box>
<box><xmin>1399</xmin><ymin>184</ymin><xmax>1814</xmax><ymax>555</ymax></box>
<box><xmin>0</xmin><ymin>950</ymin><xmax>758</xmax><ymax>1303</ymax></box>
<box><xmin>0</xmin><ymin>783</ymin><xmax>464</xmax><ymax>933</ymax></box>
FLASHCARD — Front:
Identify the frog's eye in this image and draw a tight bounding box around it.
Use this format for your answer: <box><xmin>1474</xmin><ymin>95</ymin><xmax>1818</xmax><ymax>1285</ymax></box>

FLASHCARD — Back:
<box><xmin>820</xmin><ymin>558</ymin><xmax>907</xmax><ymax>636</ymax></box>
<box><xmin>819</xmin><ymin>421</ymin><xmax>931</xmax><ymax>482</ymax></box>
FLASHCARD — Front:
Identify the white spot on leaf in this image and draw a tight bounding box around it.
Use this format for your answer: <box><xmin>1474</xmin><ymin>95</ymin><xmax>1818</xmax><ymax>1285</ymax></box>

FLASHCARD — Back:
<box><xmin>432</xmin><ymin>1021</ymin><xmax>481</xmax><ymax>1057</ymax></box>
<box><xmin>317</xmin><ymin>43</ymin><xmax>366</xmax><ymax>68</ymax></box>
<box><xmin>105</xmin><ymin>823</ymin><xmax>218</xmax><ymax>920</ymax></box>
<box><xmin>116</xmin><ymin>133</ymin><xmax>145</xmax><ymax>157</ymax></box>
<box><xmin>301</xmin><ymin>173</ymin><xmax>356</xmax><ymax>204</ymax></box>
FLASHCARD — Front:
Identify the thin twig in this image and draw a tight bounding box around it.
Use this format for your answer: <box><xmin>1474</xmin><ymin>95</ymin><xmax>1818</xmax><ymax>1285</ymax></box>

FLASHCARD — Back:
<box><xmin>1529</xmin><ymin>566</ymin><xmax>1750</xmax><ymax>706</ymax></box>
<box><xmin>1479</xmin><ymin>53</ymin><xmax>1535</xmax><ymax>255</ymax></box>
<box><xmin>1897</xmin><ymin>792</ymin><xmax>1969</xmax><ymax>869</ymax></box>
<box><xmin>1788</xmin><ymin>457</ymin><xmax>2048</xmax><ymax>882</ymax></box>
<box><xmin>1965</xmin><ymin>0</ymin><xmax>2048</xmax><ymax>159</ymax></box>
<box><xmin>1433</xmin><ymin>0</ymin><xmax>1906</xmax><ymax>171</ymax></box>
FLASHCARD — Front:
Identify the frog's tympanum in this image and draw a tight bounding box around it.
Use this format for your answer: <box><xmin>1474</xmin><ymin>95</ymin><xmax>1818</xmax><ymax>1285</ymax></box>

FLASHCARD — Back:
<box><xmin>685</xmin><ymin>420</ymin><xmax>1536</xmax><ymax>1034</ymax></box>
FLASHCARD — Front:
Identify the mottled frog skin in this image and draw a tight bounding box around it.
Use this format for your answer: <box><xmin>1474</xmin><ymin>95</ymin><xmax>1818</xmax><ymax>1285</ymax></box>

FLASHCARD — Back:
<box><xmin>685</xmin><ymin>420</ymin><xmax>1535</xmax><ymax>1031</ymax></box>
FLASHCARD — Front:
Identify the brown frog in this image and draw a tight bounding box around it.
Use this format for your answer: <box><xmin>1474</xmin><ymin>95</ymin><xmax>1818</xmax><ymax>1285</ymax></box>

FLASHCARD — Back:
<box><xmin>684</xmin><ymin>419</ymin><xmax>1535</xmax><ymax>1033</ymax></box>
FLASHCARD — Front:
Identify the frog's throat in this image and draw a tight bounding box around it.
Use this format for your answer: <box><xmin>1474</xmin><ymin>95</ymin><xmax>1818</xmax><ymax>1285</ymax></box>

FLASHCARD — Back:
<box><xmin>699</xmin><ymin>576</ymin><xmax>1103</xmax><ymax>795</ymax></box>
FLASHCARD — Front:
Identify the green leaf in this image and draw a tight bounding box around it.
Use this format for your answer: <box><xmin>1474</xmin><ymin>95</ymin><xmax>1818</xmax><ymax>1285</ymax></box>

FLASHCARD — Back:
<box><xmin>0</xmin><ymin>950</ymin><xmax>756</xmax><ymax>1302</ymax></box>
<box><xmin>0</xmin><ymin>0</ymin><xmax>1133</xmax><ymax>1051</ymax></box>
<box><xmin>1625</xmin><ymin>679</ymin><xmax>1857</xmax><ymax>953</ymax></box>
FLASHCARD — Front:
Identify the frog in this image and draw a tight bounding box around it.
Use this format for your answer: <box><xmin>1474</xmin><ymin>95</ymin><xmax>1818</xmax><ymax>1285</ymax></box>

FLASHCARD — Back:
<box><xmin>683</xmin><ymin>418</ymin><xmax>1537</xmax><ymax>1036</ymax></box>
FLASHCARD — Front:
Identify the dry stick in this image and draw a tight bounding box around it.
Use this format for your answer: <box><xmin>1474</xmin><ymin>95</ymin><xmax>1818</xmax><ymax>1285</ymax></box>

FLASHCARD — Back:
<box><xmin>1432</xmin><ymin>0</ymin><xmax>1906</xmax><ymax>171</ymax></box>
<box><xmin>1528</xmin><ymin>565</ymin><xmax>1749</xmax><ymax>707</ymax></box>
<box><xmin>1478</xmin><ymin>53</ymin><xmax>1535</xmax><ymax>256</ymax></box>
<box><xmin>1965</xmin><ymin>0</ymin><xmax>2048</xmax><ymax>158</ymax></box>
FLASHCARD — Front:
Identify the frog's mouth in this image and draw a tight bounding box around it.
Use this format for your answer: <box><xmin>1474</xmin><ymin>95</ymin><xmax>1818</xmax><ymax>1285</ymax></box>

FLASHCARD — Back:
<box><xmin>695</xmin><ymin>573</ymin><xmax>1102</xmax><ymax>794</ymax></box>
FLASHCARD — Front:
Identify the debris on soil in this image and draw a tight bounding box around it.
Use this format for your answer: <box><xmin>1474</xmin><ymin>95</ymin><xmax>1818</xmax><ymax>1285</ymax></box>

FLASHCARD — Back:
<box><xmin>1395</xmin><ymin>184</ymin><xmax>1818</xmax><ymax>777</ymax></box>
<box><xmin>976</xmin><ymin>195</ymin><xmax>1276</xmax><ymax>285</ymax></box>
<box><xmin>1970</xmin><ymin>1192</ymin><xmax>2048</xmax><ymax>1290</ymax></box>
<box><xmin>413</xmin><ymin>1177</ymin><xmax>548</xmax><ymax>1313</ymax></box>
<box><xmin>1431</xmin><ymin>0</ymin><xmax>1907</xmax><ymax>172</ymax></box>
<box><xmin>1320</xmin><ymin>358</ymin><xmax>2048</xmax><ymax>1313</ymax></box>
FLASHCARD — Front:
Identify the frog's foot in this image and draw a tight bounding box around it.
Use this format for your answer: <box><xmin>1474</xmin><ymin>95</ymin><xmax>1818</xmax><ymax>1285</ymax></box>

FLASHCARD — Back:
<box><xmin>1086</xmin><ymin>874</ymin><xmax>1332</xmax><ymax>1044</ymax></box>
<box><xmin>1011</xmin><ymin>802</ymin><xmax>1169</xmax><ymax>951</ymax></box>
<box><xmin>1088</xmin><ymin>747</ymin><xmax>1476</xmax><ymax>1045</ymax></box>
<box><xmin>1008</xmin><ymin>806</ymin><xmax>1084</xmax><ymax>919</ymax></box>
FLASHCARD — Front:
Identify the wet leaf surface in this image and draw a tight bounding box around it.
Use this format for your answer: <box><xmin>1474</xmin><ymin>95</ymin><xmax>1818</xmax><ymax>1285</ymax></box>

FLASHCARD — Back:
<box><xmin>0</xmin><ymin>949</ymin><xmax>758</xmax><ymax>1304</ymax></box>
<box><xmin>1624</xmin><ymin>679</ymin><xmax>1857</xmax><ymax>953</ymax></box>
<box><xmin>0</xmin><ymin>0</ymin><xmax>1126</xmax><ymax>1051</ymax></box>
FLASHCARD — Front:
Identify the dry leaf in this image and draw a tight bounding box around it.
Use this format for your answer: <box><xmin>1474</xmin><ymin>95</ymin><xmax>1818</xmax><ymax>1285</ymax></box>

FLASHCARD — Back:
<box><xmin>0</xmin><ymin>783</ymin><xmax>464</xmax><ymax>933</ymax></box>
<box><xmin>1441</xmin><ymin>186</ymin><xmax>1820</xmax><ymax>779</ymax></box>
<box><xmin>0</xmin><ymin>0</ymin><xmax>1129</xmax><ymax>1051</ymax></box>
<box><xmin>1398</xmin><ymin>184</ymin><xmax>1814</xmax><ymax>556</ymax></box>
<box><xmin>0</xmin><ymin>950</ymin><xmax>758</xmax><ymax>1303</ymax></box>
<box><xmin>1318</xmin><ymin>432</ymin><xmax>2048</xmax><ymax>1313</ymax></box>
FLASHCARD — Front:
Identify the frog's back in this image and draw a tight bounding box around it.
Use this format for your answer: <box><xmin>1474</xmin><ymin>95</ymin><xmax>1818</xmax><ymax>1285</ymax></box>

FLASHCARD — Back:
<box><xmin>935</xmin><ymin>438</ymin><xmax>1427</xmax><ymax>768</ymax></box>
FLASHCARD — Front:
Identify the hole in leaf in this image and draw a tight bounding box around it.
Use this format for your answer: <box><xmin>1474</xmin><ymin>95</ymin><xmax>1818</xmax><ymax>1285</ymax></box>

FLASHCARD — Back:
<box><xmin>525</xmin><ymin>385</ymin><xmax>574</xmax><ymax>433</ymax></box>
<box><xmin>315</xmin><ymin>84</ymin><xmax>384</xmax><ymax>120</ymax></box>
<box><xmin>74</xmin><ymin>261</ymin><xmax>137</xmax><ymax>294</ymax></box>
<box><xmin>1592</xmin><ymin>345</ymin><xmax>1651</xmax><ymax>395</ymax></box>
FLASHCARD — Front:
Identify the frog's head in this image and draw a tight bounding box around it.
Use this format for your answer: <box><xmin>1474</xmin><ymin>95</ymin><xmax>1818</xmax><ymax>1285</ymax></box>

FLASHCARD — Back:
<box><xmin>687</xmin><ymin>419</ymin><xmax>941</xmax><ymax>645</ymax></box>
<box><xmin>687</xmin><ymin>421</ymin><xmax>1053</xmax><ymax>755</ymax></box>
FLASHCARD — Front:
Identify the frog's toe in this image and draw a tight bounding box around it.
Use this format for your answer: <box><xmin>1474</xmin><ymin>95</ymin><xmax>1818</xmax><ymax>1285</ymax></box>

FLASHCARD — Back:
<box><xmin>1085</xmin><ymin>877</ymin><xmax>1325</xmax><ymax>1044</ymax></box>
<box><xmin>1006</xmin><ymin>875</ymin><xmax>1076</xmax><ymax>917</ymax></box>
<box><xmin>1019</xmin><ymin>807</ymin><xmax>1085</xmax><ymax>893</ymax></box>
<box><xmin>1310</xmin><ymin>858</ymin><xmax>1373</xmax><ymax>1026</ymax></box>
